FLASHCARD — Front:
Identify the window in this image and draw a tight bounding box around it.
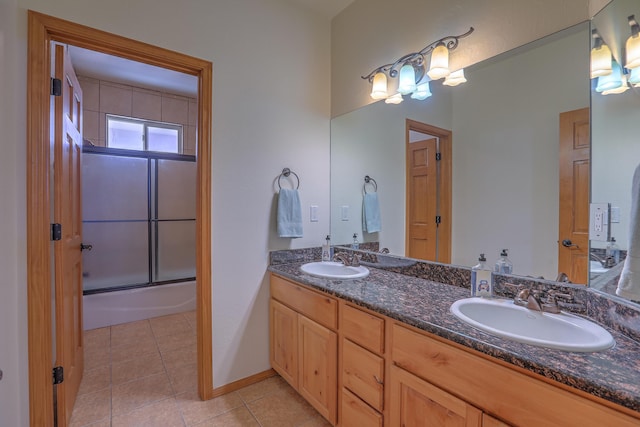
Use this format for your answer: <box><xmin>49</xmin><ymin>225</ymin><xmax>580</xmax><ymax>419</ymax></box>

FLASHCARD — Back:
<box><xmin>107</xmin><ymin>115</ymin><xmax>183</xmax><ymax>154</ymax></box>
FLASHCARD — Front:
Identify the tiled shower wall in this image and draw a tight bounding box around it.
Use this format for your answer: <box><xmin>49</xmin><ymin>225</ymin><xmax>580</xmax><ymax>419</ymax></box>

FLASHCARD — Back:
<box><xmin>78</xmin><ymin>76</ymin><xmax>198</xmax><ymax>155</ymax></box>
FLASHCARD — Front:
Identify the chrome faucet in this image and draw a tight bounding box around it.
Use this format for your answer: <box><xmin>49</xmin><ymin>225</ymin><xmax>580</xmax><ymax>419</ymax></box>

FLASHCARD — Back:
<box><xmin>333</xmin><ymin>252</ymin><xmax>361</xmax><ymax>267</ymax></box>
<box><xmin>590</xmin><ymin>252</ymin><xmax>616</xmax><ymax>268</ymax></box>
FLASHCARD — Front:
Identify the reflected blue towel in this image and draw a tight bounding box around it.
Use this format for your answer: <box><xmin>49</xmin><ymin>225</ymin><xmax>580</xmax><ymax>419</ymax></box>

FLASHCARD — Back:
<box><xmin>363</xmin><ymin>192</ymin><xmax>381</xmax><ymax>233</ymax></box>
<box><xmin>277</xmin><ymin>188</ymin><xmax>303</xmax><ymax>238</ymax></box>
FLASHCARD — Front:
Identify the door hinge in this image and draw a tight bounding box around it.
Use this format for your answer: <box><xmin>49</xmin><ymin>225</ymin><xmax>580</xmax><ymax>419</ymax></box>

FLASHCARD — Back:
<box><xmin>51</xmin><ymin>223</ymin><xmax>62</xmax><ymax>241</ymax></box>
<box><xmin>435</xmin><ymin>216</ymin><xmax>442</xmax><ymax>224</ymax></box>
<box><xmin>50</xmin><ymin>78</ymin><xmax>62</xmax><ymax>97</ymax></box>
<box><xmin>52</xmin><ymin>366</ymin><xmax>64</xmax><ymax>385</ymax></box>
<box><xmin>435</xmin><ymin>152</ymin><xmax>442</xmax><ymax>161</ymax></box>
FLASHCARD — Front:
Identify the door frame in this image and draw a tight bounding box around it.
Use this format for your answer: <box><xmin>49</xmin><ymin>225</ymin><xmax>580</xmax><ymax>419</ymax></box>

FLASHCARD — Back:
<box><xmin>27</xmin><ymin>11</ymin><xmax>213</xmax><ymax>426</ymax></box>
<box><xmin>405</xmin><ymin>119</ymin><xmax>452</xmax><ymax>263</ymax></box>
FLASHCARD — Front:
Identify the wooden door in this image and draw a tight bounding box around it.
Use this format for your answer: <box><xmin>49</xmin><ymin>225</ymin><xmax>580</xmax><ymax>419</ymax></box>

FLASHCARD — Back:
<box><xmin>53</xmin><ymin>43</ymin><xmax>84</xmax><ymax>425</ymax></box>
<box><xmin>389</xmin><ymin>365</ymin><xmax>482</xmax><ymax>427</ymax></box>
<box><xmin>270</xmin><ymin>299</ymin><xmax>299</xmax><ymax>388</ymax></box>
<box><xmin>558</xmin><ymin>108</ymin><xmax>590</xmax><ymax>285</ymax></box>
<box><xmin>406</xmin><ymin>137</ymin><xmax>439</xmax><ymax>261</ymax></box>
<box><xmin>298</xmin><ymin>315</ymin><xmax>337</xmax><ymax>425</ymax></box>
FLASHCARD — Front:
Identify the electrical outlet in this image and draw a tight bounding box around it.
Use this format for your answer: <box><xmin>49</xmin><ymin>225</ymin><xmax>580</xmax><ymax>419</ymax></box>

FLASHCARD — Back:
<box><xmin>589</xmin><ymin>203</ymin><xmax>610</xmax><ymax>241</ymax></box>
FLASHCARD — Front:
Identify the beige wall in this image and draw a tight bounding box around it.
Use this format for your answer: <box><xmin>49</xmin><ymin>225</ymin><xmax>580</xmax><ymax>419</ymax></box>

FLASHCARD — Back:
<box><xmin>331</xmin><ymin>0</ymin><xmax>595</xmax><ymax>117</ymax></box>
<box><xmin>79</xmin><ymin>76</ymin><xmax>198</xmax><ymax>155</ymax></box>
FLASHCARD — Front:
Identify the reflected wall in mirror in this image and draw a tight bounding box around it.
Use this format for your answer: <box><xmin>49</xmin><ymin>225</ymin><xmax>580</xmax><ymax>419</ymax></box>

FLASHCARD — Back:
<box><xmin>590</xmin><ymin>0</ymin><xmax>640</xmax><ymax>296</ymax></box>
<box><xmin>331</xmin><ymin>23</ymin><xmax>590</xmax><ymax>281</ymax></box>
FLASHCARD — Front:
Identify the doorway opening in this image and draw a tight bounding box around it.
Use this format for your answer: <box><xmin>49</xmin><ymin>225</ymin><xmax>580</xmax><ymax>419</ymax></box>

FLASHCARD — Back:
<box><xmin>405</xmin><ymin>119</ymin><xmax>452</xmax><ymax>263</ymax></box>
<box><xmin>27</xmin><ymin>11</ymin><xmax>213</xmax><ymax>426</ymax></box>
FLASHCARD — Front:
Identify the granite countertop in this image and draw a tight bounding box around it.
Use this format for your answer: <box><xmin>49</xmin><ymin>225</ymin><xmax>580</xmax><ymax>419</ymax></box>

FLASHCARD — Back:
<box><xmin>268</xmin><ymin>262</ymin><xmax>640</xmax><ymax>414</ymax></box>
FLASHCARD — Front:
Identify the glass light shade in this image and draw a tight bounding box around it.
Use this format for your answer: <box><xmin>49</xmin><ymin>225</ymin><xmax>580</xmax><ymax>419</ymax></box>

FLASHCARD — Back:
<box><xmin>370</xmin><ymin>72</ymin><xmax>389</xmax><ymax>100</ymax></box>
<box><xmin>596</xmin><ymin>61</ymin><xmax>623</xmax><ymax>93</ymax></box>
<box><xmin>590</xmin><ymin>44</ymin><xmax>612</xmax><ymax>78</ymax></box>
<box><xmin>626</xmin><ymin>34</ymin><xmax>640</xmax><ymax>69</ymax></box>
<box><xmin>397</xmin><ymin>64</ymin><xmax>417</xmax><ymax>95</ymax></box>
<box><xmin>629</xmin><ymin>67</ymin><xmax>640</xmax><ymax>86</ymax></box>
<box><xmin>411</xmin><ymin>81</ymin><xmax>432</xmax><ymax>100</ymax></box>
<box><xmin>443</xmin><ymin>69</ymin><xmax>467</xmax><ymax>86</ymax></box>
<box><xmin>427</xmin><ymin>43</ymin><xmax>450</xmax><ymax>80</ymax></box>
<box><xmin>384</xmin><ymin>93</ymin><xmax>403</xmax><ymax>104</ymax></box>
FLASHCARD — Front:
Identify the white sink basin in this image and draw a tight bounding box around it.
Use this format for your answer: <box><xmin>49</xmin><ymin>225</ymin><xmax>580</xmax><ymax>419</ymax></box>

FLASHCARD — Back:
<box><xmin>450</xmin><ymin>298</ymin><xmax>614</xmax><ymax>352</ymax></box>
<box><xmin>590</xmin><ymin>260</ymin><xmax>610</xmax><ymax>275</ymax></box>
<box><xmin>300</xmin><ymin>261</ymin><xmax>369</xmax><ymax>280</ymax></box>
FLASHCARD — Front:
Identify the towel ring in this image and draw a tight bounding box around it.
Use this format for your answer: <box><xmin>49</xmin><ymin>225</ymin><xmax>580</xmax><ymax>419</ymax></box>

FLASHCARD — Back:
<box><xmin>364</xmin><ymin>175</ymin><xmax>377</xmax><ymax>193</ymax></box>
<box><xmin>278</xmin><ymin>168</ymin><xmax>300</xmax><ymax>190</ymax></box>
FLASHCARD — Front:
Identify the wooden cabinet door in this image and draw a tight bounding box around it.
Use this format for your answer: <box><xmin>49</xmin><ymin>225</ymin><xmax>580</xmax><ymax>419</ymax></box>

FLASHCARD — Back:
<box><xmin>270</xmin><ymin>300</ymin><xmax>298</xmax><ymax>388</ymax></box>
<box><xmin>298</xmin><ymin>315</ymin><xmax>338</xmax><ymax>425</ymax></box>
<box><xmin>482</xmin><ymin>413</ymin><xmax>511</xmax><ymax>427</ymax></box>
<box><xmin>390</xmin><ymin>365</ymin><xmax>482</xmax><ymax>427</ymax></box>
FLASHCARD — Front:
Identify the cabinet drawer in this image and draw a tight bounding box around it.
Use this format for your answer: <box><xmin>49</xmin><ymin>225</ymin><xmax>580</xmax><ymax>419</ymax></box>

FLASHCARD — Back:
<box><xmin>341</xmin><ymin>303</ymin><xmax>384</xmax><ymax>354</ymax></box>
<box><xmin>270</xmin><ymin>274</ymin><xmax>337</xmax><ymax>329</ymax></box>
<box><xmin>342</xmin><ymin>339</ymin><xmax>384</xmax><ymax>411</ymax></box>
<box><xmin>341</xmin><ymin>388</ymin><xmax>383</xmax><ymax>427</ymax></box>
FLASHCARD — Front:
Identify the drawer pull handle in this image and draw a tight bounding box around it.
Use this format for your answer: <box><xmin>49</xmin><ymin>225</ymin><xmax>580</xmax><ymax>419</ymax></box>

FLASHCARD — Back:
<box><xmin>373</xmin><ymin>375</ymin><xmax>384</xmax><ymax>385</ymax></box>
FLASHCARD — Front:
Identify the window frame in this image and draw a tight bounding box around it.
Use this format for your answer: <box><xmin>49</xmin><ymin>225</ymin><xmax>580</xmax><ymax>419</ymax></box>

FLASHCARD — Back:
<box><xmin>106</xmin><ymin>114</ymin><xmax>184</xmax><ymax>154</ymax></box>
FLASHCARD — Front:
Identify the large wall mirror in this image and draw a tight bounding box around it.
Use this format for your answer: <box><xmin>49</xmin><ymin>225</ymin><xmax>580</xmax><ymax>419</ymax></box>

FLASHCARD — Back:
<box><xmin>331</xmin><ymin>0</ymin><xmax>638</xmax><ymax>302</ymax></box>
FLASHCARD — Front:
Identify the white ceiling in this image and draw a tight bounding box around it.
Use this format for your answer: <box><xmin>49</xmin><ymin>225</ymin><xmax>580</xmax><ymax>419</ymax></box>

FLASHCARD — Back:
<box><xmin>67</xmin><ymin>0</ymin><xmax>354</xmax><ymax>98</ymax></box>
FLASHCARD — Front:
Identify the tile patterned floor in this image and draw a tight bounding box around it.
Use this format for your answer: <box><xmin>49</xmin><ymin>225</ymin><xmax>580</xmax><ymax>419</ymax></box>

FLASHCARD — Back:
<box><xmin>71</xmin><ymin>311</ymin><xmax>330</xmax><ymax>427</ymax></box>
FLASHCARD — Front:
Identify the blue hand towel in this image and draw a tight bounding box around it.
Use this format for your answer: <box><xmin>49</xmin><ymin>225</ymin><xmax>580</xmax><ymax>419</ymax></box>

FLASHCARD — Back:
<box><xmin>617</xmin><ymin>163</ymin><xmax>640</xmax><ymax>301</ymax></box>
<box><xmin>277</xmin><ymin>188</ymin><xmax>303</xmax><ymax>238</ymax></box>
<box><xmin>363</xmin><ymin>192</ymin><xmax>381</xmax><ymax>233</ymax></box>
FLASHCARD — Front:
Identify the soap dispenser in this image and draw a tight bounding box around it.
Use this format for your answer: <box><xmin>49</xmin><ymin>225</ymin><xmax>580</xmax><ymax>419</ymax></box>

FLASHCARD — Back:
<box><xmin>322</xmin><ymin>235</ymin><xmax>332</xmax><ymax>262</ymax></box>
<box><xmin>606</xmin><ymin>237</ymin><xmax>620</xmax><ymax>264</ymax></box>
<box><xmin>471</xmin><ymin>253</ymin><xmax>492</xmax><ymax>297</ymax></box>
<box><xmin>494</xmin><ymin>249</ymin><xmax>513</xmax><ymax>274</ymax></box>
<box><xmin>351</xmin><ymin>233</ymin><xmax>360</xmax><ymax>250</ymax></box>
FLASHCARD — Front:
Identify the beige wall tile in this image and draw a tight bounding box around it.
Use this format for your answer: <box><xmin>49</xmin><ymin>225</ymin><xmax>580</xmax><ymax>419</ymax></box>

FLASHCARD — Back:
<box><xmin>100</xmin><ymin>82</ymin><xmax>132</xmax><ymax>116</ymax></box>
<box><xmin>78</xmin><ymin>76</ymin><xmax>100</xmax><ymax>111</ymax></box>
<box><xmin>133</xmin><ymin>90</ymin><xmax>162</xmax><ymax>121</ymax></box>
<box><xmin>83</xmin><ymin>110</ymin><xmax>100</xmax><ymax>143</ymax></box>
<box><xmin>184</xmin><ymin>126</ymin><xmax>197</xmax><ymax>155</ymax></box>
<box><xmin>188</xmin><ymin>99</ymin><xmax>198</xmax><ymax>126</ymax></box>
<box><xmin>162</xmin><ymin>96</ymin><xmax>189</xmax><ymax>126</ymax></box>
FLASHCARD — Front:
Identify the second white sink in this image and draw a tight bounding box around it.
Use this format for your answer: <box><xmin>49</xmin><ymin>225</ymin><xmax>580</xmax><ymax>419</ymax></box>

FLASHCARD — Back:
<box><xmin>450</xmin><ymin>297</ymin><xmax>614</xmax><ymax>352</ymax></box>
<box><xmin>300</xmin><ymin>261</ymin><xmax>369</xmax><ymax>280</ymax></box>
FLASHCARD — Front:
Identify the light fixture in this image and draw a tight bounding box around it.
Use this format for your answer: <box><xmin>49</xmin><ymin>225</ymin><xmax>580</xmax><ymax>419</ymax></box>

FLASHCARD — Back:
<box><xmin>370</xmin><ymin>72</ymin><xmax>388</xmax><ymax>100</ymax></box>
<box><xmin>602</xmin><ymin>73</ymin><xmax>630</xmax><ymax>95</ymax></box>
<box><xmin>590</xmin><ymin>30</ymin><xmax>612</xmax><ymax>78</ymax></box>
<box><xmin>629</xmin><ymin>67</ymin><xmax>640</xmax><ymax>86</ymax></box>
<box><xmin>397</xmin><ymin>64</ymin><xmax>417</xmax><ymax>94</ymax></box>
<box><xmin>384</xmin><ymin>93</ymin><xmax>403</xmax><ymax>104</ymax></box>
<box><xmin>596</xmin><ymin>60</ymin><xmax>624</xmax><ymax>93</ymax></box>
<box><xmin>443</xmin><ymin>69</ymin><xmax>467</xmax><ymax>86</ymax></box>
<box><xmin>362</xmin><ymin>27</ymin><xmax>474</xmax><ymax>102</ymax></box>
<box><xmin>411</xmin><ymin>80</ymin><xmax>432</xmax><ymax>100</ymax></box>
<box><xmin>626</xmin><ymin>15</ymin><xmax>640</xmax><ymax>69</ymax></box>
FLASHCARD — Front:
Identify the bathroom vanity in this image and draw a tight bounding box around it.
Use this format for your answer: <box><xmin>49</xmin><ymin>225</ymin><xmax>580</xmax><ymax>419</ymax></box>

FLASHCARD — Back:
<box><xmin>268</xmin><ymin>254</ymin><xmax>640</xmax><ymax>426</ymax></box>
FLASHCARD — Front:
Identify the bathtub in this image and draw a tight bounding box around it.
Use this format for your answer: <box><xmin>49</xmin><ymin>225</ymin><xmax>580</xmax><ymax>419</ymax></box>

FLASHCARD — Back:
<box><xmin>83</xmin><ymin>280</ymin><xmax>196</xmax><ymax>330</ymax></box>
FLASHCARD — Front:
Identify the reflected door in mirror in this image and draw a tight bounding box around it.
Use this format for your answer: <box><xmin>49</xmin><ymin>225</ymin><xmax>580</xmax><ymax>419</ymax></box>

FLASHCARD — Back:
<box><xmin>558</xmin><ymin>108</ymin><xmax>590</xmax><ymax>284</ymax></box>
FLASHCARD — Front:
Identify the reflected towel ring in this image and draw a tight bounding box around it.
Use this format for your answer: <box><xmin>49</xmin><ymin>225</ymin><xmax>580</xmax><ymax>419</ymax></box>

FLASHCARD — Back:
<box><xmin>364</xmin><ymin>175</ymin><xmax>377</xmax><ymax>193</ymax></box>
<box><xmin>278</xmin><ymin>168</ymin><xmax>300</xmax><ymax>190</ymax></box>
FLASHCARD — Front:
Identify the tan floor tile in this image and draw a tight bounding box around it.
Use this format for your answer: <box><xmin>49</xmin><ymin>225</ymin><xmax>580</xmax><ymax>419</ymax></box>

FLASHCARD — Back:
<box><xmin>112</xmin><ymin>397</ymin><xmax>186</xmax><ymax>427</ymax></box>
<box><xmin>192</xmin><ymin>405</ymin><xmax>259</xmax><ymax>427</ymax></box>
<box><xmin>69</xmin><ymin>388</ymin><xmax>111</xmax><ymax>427</ymax></box>
<box><xmin>236</xmin><ymin>375</ymin><xmax>288</xmax><ymax>403</ymax></box>
<box><xmin>81</xmin><ymin>420</ymin><xmax>112</xmax><ymax>427</ymax></box>
<box><xmin>111</xmin><ymin>319</ymin><xmax>153</xmax><ymax>347</ymax></box>
<box><xmin>298</xmin><ymin>414</ymin><xmax>333</xmax><ymax>427</ymax></box>
<box><xmin>176</xmin><ymin>390</ymin><xmax>243</xmax><ymax>426</ymax></box>
<box><xmin>247</xmin><ymin>386</ymin><xmax>319</xmax><ymax>427</ymax></box>
<box><xmin>162</xmin><ymin>345</ymin><xmax>197</xmax><ymax>370</ymax></box>
<box><xmin>156</xmin><ymin>331</ymin><xmax>197</xmax><ymax>354</ymax></box>
<box><xmin>150</xmin><ymin>313</ymin><xmax>193</xmax><ymax>338</ymax></box>
<box><xmin>167</xmin><ymin>361</ymin><xmax>198</xmax><ymax>395</ymax></box>
<box><xmin>78</xmin><ymin>365</ymin><xmax>111</xmax><ymax>396</ymax></box>
<box><xmin>111</xmin><ymin>350</ymin><xmax>165</xmax><ymax>385</ymax></box>
<box><xmin>111</xmin><ymin>335</ymin><xmax>159</xmax><ymax>364</ymax></box>
<box><xmin>84</xmin><ymin>347</ymin><xmax>111</xmax><ymax>371</ymax></box>
<box><xmin>111</xmin><ymin>372</ymin><xmax>174</xmax><ymax>416</ymax></box>
<box><xmin>84</xmin><ymin>327</ymin><xmax>111</xmax><ymax>350</ymax></box>
<box><xmin>183</xmin><ymin>310</ymin><xmax>197</xmax><ymax>330</ymax></box>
